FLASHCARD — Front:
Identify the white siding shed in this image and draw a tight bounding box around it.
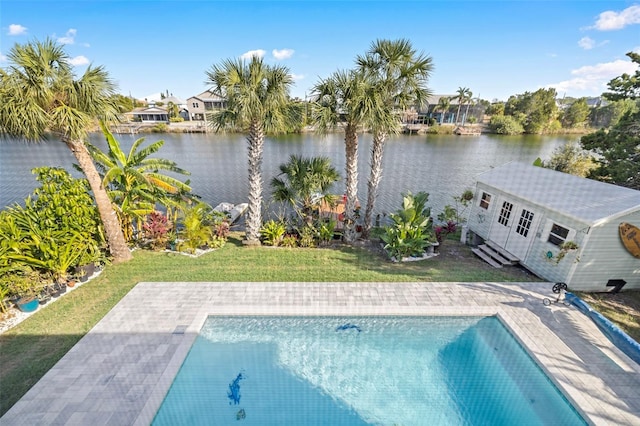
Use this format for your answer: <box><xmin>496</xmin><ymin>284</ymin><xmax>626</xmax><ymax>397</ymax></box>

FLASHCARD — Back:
<box><xmin>467</xmin><ymin>162</ymin><xmax>640</xmax><ymax>292</ymax></box>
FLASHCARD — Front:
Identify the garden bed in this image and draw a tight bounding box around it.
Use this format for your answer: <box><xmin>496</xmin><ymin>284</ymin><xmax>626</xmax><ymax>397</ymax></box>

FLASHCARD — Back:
<box><xmin>0</xmin><ymin>267</ymin><xmax>104</xmax><ymax>334</ymax></box>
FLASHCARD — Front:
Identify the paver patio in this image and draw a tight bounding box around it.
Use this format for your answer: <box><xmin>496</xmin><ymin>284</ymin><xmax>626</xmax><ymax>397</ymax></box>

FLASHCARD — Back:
<box><xmin>2</xmin><ymin>281</ymin><xmax>639</xmax><ymax>425</ymax></box>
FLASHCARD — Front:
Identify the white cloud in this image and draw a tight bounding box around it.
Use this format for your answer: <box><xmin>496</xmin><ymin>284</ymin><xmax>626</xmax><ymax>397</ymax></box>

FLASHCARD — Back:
<box><xmin>8</xmin><ymin>24</ymin><xmax>27</xmax><ymax>35</ymax></box>
<box><xmin>578</xmin><ymin>36</ymin><xmax>595</xmax><ymax>50</ymax></box>
<box><xmin>0</xmin><ymin>53</ymin><xmax>6</xmax><ymax>62</ymax></box>
<box><xmin>546</xmin><ymin>58</ymin><xmax>638</xmax><ymax>94</ymax></box>
<box><xmin>592</xmin><ymin>5</ymin><xmax>640</xmax><ymax>31</ymax></box>
<box><xmin>240</xmin><ymin>49</ymin><xmax>265</xmax><ymax>60</ymax></box>
<box><xmin>69</xmin><ymin>55</ymin><xmax>89</xmax><ymax>66</ymax></box>
<box><xmin>57</xmin><ymin>28</ymin><xmax>77</xmax><ymax>45</ymax></box>
<box><xmin>272</xmin><ymin>48</ymin><xmax>294</xmax><ymax>60</ymax></box>
<box><xmin>290</xmin><ymin>73</ymin><xmax>304</xmax><ymax>81</ymax></box>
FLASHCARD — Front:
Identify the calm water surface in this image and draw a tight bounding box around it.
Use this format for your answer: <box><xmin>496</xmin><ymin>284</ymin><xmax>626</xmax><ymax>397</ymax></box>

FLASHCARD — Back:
<box><xmin>0</xmin><ymin>132</ymin><xmax>575</xmax><ymax>217</ymax></box>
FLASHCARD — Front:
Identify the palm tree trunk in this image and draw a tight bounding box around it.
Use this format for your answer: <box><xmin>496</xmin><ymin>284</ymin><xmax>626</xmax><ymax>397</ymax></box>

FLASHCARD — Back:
<box><xmin>456</xmin><ymin>104</ymin><xmax>462</xmax><ymax>124</ymax></box>
<box><xmin>65</xmin><ymin>138</ymin><xmax>132</xmax><ymax>263</ymax></box>
<box><xmin>244</xmin><ymin>120</ymin><xmax>264</xmax><ymax>245</ymax></box>
<box><xmin>343</xmin><ymin>124</ymin><xmax>359</xmax><ymax>243</ymax></box>
<box><xmin>363</xmin><ymin>131</ymin><xmax>386</xmax><ymax>239</ymax></box>
<box><xmin>463</xmin><ymin>102</ymin><xmax>471</xmax><ymax>125</ymax></box>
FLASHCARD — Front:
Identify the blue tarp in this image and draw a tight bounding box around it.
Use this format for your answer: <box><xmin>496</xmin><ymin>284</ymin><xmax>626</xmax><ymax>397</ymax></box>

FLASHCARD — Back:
<box><xmin>565</xmin><ymin>292</ymin><xmax>640</xmax><ymax>365</ymax></box>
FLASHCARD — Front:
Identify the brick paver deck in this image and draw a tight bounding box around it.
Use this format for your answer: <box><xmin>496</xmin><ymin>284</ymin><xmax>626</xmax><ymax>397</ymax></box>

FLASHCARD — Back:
<box><xmin>3</xmin><ymin>281</ymin><xmax>639</xmax><ymax>425</ymax></box>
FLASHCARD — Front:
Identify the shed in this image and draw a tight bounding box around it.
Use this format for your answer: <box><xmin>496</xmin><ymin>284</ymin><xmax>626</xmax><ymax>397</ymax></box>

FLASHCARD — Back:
<box><xmin>466</xmin><ymin>162</ymin><xmax>640</xmax><ymax>292</ymax></box>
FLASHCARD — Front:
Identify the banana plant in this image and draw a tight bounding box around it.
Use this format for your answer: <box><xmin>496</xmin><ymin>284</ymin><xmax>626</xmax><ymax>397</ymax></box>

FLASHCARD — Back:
<box><xmin>380</xmin><ymin>191</ymin><xmax>435</xmax><ymax>259</ymax></box>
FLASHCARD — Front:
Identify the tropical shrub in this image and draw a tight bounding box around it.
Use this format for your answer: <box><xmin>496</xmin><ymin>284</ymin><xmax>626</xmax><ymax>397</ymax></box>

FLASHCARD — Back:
<box><xmin>425</xmin><ymin>124</ymin><xmax>455</xmax><ymax>135</ymax></box>
<box><xmin>0</xmin><ymin>280</ymin><xmax>10</xmax><ymax>315</ymax></box>
<box><xmin>438</xmin><ymin>189</ymin><xmax>474</xmax><ymax>225</ymax></box>
<box><xmin>151</xmin><ymin>123</ymin><xmax>168</xmax><ymax>133</ymax></box>
<box><xmin>260</xmin><ymin>220</ymin><xmax>287</xmax><ymax>246</ymax></box>
<box><xmin>317</xmin><ymin>218</ymin><xmax>337</xmax><ymax>245</ymax></box>
<box><xmin>380</xmin><ymin>192</ymin><xmax>435</xmax><ymax>260</ymax></box>
<box><xmin>213</xmin><ymin>220</ymin><xmax>231</xmax><ymax>240</ymax></box>
<box><xmin>271</xmin><ymin>155</ymin><xmax>340</xmax><ymax>221</ymax></box>
<box><xmin>489</xmin><ymin>115</ymin><xmax>524</xmax><ymax>135</ymax></box>
<box><xmin>143</xmin><ymin>211</ymin><xmax>172</xmax><ymax>250</ymax></box>
<box><xmin>281</xmin><ymin>234</ymin><xmax>298</xmax><ymax>247</ymax></box>
<box><xmin>177</xmin><ymin>202</ymin><xmax>213</xmax><ymax>254</ymax></box>
<box><xmin>434</xmin><ymin>221</ymin><xmax>457</xmax><ymax>244</ymax></box>
<box><xmin>298</xmin><ymin>225</ymin><xmax>317</xmax><ymax>248</ymax></box>
<box><xmin>29</xmin><ymin>167</ymin><xmax>102</xmax><ymax>244</ymax></box>
<box><xmin>1</xmin><ymin>268</ymin><xmax>46</xmax><ymax>302</ymax></box>
<box><xmin>0</xmin><ymin>167</ymin><xmax>103</xmax><ymax>282</ymax></box>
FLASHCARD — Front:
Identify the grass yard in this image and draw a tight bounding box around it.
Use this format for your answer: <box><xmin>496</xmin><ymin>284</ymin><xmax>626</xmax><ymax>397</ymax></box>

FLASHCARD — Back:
<box><xmin>576</xmin><ymin>291</ymin><xmax>640</xmax><ymax>343</ymax></box>
<box><xmin>1</xmin><ymin>233</ymin><xmax>637</xmax><ymax>417</ymax></box>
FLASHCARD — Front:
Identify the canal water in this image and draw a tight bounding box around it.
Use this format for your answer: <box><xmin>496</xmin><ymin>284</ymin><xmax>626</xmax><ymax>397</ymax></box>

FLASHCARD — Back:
<box><xmin>0</xmin><ymin>132</ymin><xmax>575</xmax><ymax>218</ymax></box>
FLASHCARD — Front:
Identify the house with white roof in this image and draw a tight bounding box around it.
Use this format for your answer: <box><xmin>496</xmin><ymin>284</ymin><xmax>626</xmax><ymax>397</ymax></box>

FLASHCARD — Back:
<box><xmin>466</xmin><ymin>162</ymin><xmax>640</xmax><ymax>292</ymax></box>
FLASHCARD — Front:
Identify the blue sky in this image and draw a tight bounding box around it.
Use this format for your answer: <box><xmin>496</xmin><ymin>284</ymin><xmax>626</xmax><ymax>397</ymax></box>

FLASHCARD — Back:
<box><xmin>1</xmin><ymin>1</ymin><xmax>639</xmax><ymax>102</ymax></box>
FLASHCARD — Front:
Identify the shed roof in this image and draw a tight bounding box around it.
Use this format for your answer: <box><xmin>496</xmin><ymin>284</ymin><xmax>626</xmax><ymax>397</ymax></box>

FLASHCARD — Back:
<box><xmin>476</xmin><ymin>162</ymin><xmax>640</xmax><ymax>224</ymax></box>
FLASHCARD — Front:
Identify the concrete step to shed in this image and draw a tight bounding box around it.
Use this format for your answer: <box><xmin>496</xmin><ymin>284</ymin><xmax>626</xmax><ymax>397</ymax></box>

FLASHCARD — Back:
<box><xmin>472</xmin><ymin>247</ymin><xmax>503</xmax><ymax>268</ymax></box>
<box><xmin>484</xmin><ymin>240</ymin><xmax>520</xmax><ymax>264</ymax></box>
<box><xmin>476</xmin><ymin>244</ymin><xmax>511</xmax><ymax>266</ymax></box>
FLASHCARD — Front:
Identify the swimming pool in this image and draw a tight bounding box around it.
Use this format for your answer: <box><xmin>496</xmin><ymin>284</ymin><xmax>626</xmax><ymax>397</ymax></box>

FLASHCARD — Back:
<box><xmin>152</xmin><ymin>316</ymin><xmax>585</xmax><ymax>425</ymax></box>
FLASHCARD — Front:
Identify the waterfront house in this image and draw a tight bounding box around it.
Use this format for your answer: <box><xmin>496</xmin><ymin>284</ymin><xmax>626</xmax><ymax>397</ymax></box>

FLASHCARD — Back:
<box><xmin>187</xmin><ymin>90</ymin><xmax>227</xmax><ymax>121</ymax></box>
<box><xmin>126</xmin><ymin>106</ymin><xmax>169</xmax><ymax>123</ymax></box>
<box><xmin>467</xmin><ymin>162</ymin><xmax>640</xmax><ymax>292</ymax></box>
<box><xmin>149</xmin><ymin>96</ymin><xmax>189</xmax><ymax>120</ymax></box>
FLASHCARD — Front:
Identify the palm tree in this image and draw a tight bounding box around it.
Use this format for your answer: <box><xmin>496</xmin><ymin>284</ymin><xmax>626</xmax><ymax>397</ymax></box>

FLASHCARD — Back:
<box><xmin>356</xmin><ymin>39</ymin><xmax>433</xmax><ymax>238</ymax></box>
<box><xmin>454</xmin><ymin>87</ymin><xmax>473</xmax><ymax>124</ymax></box>
<box><xmin>271</xmin><ymin>155</ymin><xmax>340</xmax><ymax>221</ymax></box>
<box><xmin>436</xmin><ymin>96</ymin><xmax>451</xmax><ymax>124</ymax></box>
<box><xmin>205</xmin><ymin>56</ymin><xmax>294</xmax><ymax>245</ymax></box>
<box><xmin>311</xmin><ymin>70</ymin><xmax>372</xmax><ymax>243</ymax></box>
<box><xmin>0</xmin><ymin>39</ymin><xmax>132</xmax><ymax>262</ymax></box>
<box><xmin>462</xmin><ymin>94</ymin><xmax>476</xmax><ymax>125</ymax></box>
<box><xmin>88</xmin><ymin>122</ymin><xmax>194</xmax><ymax>241</ymax></box>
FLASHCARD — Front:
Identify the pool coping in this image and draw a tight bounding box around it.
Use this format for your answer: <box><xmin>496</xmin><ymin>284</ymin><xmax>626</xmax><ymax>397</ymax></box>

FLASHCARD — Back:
<box><xmin>2</xmin><ymin>281</ymin><xmax>640</xmax><ymax>425</ymax></box>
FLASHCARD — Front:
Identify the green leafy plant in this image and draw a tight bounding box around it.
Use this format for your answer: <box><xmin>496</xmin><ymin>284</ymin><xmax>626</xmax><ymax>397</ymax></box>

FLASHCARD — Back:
<box><xmin>298</xmin><ymin>225</ymin><xmax>317</xmax><ymax>248</ymax></box>
<box><xmin>438</xmin><ymin>189</ymin><xmax>474</xmax><ymax>225</ymax></box>
<box><xmin>380</xmin><ymin>192</ymin><xmax>435</xmax><ymax>260</ymax></box>
<box><xmin>317</xmin><ymin>218</ymin><xmax>337</xmax><ymax>245</ymax></box>
<box><xmin>545</xmin><ymin>241</ymin><xmax>580</xmax><ymax>264</ymax></box>
<box><xmin>281</xmin><ymin>234</ymin><xmax>298</xmax><ymax>247</ymax></box>
<box><xmin>88</xmin><ymin>123</ymin><xmax>194</xmax><ymax>243</ymax></box>
<box><xmin>260</xmin><ymin>220</ymin><xmax>287</xmax><ymax>246</ymax></box>
<box><xmin>271</xmin><ymin>155</ymin><xmax>340</xmax><ymax>222</ymax></box>
<box><xmin>0</xmin><ymin>281</ymin><xmax>11</xmax><ymax>314</ymax></box>
<box><xmin>1</xmin><ymin>269</ymin><xmax>45</xmax><ymax>303</ymax></box>
<box><xmin>0</xmin><ymin>168</ymin><xmax>103</xmax><ymax>282</ymax></box>
<box><xmin>9</xmin><ymin>232</ymin><xmax>88</xmax><ymax>284</ymax></box>
<box><xmin>177</xmin><ymin>202</ymin><xmax>213</xmax><ymax>254</ymax></box>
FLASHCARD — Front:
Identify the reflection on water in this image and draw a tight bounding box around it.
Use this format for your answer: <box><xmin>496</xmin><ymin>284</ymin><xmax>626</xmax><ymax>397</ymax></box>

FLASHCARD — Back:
<box><xmin>0</xmin><ymin>132</ymin><xmax>574</xmax><ymax>217</ymax></box>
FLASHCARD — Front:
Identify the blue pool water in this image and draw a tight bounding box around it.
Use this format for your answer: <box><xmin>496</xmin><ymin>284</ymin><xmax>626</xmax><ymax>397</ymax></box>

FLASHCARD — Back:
<box><xmin>152</xmin><ymin>316</ymin><xmax>586</xmax><ymax>425</ymax></box>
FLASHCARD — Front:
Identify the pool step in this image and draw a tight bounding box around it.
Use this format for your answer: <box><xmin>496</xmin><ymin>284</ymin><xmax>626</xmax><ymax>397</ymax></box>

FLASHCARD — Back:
<box><xmin>472</xmin><ymin>241</ymin><xmax>520</xmax><ymax>268</ymax></box>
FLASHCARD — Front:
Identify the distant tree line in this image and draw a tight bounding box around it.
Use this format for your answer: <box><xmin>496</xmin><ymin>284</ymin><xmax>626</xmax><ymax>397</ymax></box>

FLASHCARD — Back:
<box><xmin>537</xmin><ymin>52</ymin><xmax>639</xmax><ymax>190</ymax></box>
